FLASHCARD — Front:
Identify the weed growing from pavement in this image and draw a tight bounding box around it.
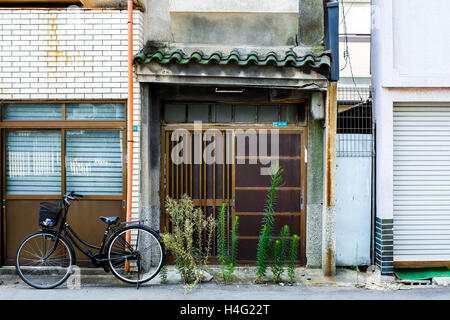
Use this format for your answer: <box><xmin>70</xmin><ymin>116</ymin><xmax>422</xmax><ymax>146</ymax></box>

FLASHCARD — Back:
<box><xmin>256</xmin><ymin>163</ymin><xmax>283</xmax><ymax>283</ymax></box>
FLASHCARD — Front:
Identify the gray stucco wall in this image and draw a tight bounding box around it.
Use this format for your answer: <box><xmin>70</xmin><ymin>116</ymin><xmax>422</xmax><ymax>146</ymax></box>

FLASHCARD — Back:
<box><xmin>298</xmin><ymin>0</ymin><xmax>325</xmax><ymax>46</ymax></box>
<box><xmin>143</xmin><ymin>0</ymin><xmax>325</xmax><ymax>47</ymax></box>
<box><xmin>139</xmin><ymin>84</ymin><xmax>162</xmax><ymax>231</ymax></box>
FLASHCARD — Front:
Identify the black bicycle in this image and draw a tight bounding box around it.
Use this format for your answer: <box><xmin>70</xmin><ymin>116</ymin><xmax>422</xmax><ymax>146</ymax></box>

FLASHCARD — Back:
<box><xmin>15</xmin><ymin>191</ymin><xmax>165</xmax><ymax>289</ymax></box>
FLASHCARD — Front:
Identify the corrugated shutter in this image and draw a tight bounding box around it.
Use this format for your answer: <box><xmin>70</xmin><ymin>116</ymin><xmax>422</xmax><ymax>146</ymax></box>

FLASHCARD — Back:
<box><xmin>5</xmin><ymin>131</ymin><xmax>61</xmax><ymax>194</ymax></box>
<box><xmin>65</xmin><ymin>130</ymin><xmax>123</xmax><ymax>195</ymax></box>
<box><xmin>393</xmin><ymin>105</ymin><xmax>450</xmax><ymax>262</ymax></box>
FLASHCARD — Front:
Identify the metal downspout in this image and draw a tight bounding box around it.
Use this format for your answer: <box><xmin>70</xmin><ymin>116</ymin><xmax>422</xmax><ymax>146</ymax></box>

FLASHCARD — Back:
<box><xmin>126</xmin><ymin>0</ymin><xmax>134</xmax><ymax>226</ymax></box>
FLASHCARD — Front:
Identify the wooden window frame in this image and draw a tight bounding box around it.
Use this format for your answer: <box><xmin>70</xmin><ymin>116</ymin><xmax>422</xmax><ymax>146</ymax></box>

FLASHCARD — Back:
<box><xmin>1</xmin><ymin>101</ymin><xmax>127</xmax><ymax>201</ymax></box>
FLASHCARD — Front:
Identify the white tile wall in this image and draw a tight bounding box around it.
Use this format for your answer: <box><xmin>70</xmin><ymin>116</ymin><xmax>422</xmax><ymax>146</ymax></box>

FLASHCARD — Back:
<box><xmin>0</xmin><ymin>9</ymin><xmax>144</xmax><ymax>219</ymax></box>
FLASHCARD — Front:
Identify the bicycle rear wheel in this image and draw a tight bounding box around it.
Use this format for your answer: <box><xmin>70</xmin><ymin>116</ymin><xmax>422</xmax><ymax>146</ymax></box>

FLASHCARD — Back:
<box><xmin>15</xmin><ymin>231</ymin><xmax>74</xmax><ymax>289</ymax></box>
<box><xmin>106</xmin><ymin>225</ymin><xmax>165</xmax><ymax>284</ymax></box>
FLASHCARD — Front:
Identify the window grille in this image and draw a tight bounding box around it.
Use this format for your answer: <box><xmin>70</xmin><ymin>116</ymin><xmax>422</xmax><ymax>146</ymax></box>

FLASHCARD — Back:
<box><xmin>337</xmin><ymin>87</ymin><xmax>374</xmax><ymax>157</ymax></box>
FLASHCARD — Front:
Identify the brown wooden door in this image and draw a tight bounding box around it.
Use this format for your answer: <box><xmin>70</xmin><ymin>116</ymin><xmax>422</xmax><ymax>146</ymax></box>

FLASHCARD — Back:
<box><xmin>162</xmin><ymin>125</ymin><xmax>306</xmax><ymax>264</ymax></box>
<box><xmin>161</xmin><ymin>126</ymin><xmax>234</xmax><ymax>258</ymax></box>
<box><xmin>233</xmin><ymin>130</ymin><xmax>306</xmax><ymax>264</ymax></box>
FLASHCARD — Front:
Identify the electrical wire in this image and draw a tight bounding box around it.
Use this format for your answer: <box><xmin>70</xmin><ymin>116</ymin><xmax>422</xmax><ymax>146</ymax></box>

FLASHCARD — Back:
<box><xmin>339</xmin><ymin>0</ymin><xmax>364</xmax><ymax>101</ymax></box>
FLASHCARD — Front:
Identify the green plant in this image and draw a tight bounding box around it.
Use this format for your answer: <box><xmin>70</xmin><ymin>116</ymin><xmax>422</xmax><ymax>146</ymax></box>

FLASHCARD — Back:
<box><xmin>217</xmin><ymin>204</ymin><xmax>239</xmax><ymax>284</ymax></box>
<box><xmin>161</xmin><ymin>194</ymin><xmax>216</xmax><ymax>293</ymax></box>
<box><xmin>217</xmin><ymin>203</ymin><xmax>227</xmax><ymax>277</ymax></box>
<box><xmin>160</xmin><ymin>263</ymin><xmax>168</xmax><ymax>284</ymax></box>
<box><xmin>271</xmin><ymin>240</ymin><xmax>282</xmax><ymax>283</ymax></box>
<box><xmin>271</xmin><ymin>225</ymin><xmax>290</xmax><ymax>283</ymax></box>
<box><xmin>225</xmin><ymin>215</ymin><xmax>239</xmax><ymax>283</ymax></box>
<box><xmin>288</xmin><ymin>234</ymin><xmax>299</xmax><ymax>284</ymax></box>
<box><xmin>256</xmin><ymin>162</ymin><xmax>283</xmax><ymax>282</ymax></box>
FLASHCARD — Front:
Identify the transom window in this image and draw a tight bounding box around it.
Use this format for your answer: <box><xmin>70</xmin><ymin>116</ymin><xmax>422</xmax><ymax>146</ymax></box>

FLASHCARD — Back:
<box><xmin>2</xmin><ymin>102</ymin><xmax>126</xmax><ymax>197</ymax></box>
<box><xmin>163</xmin><ymin>103</ymin><xmax>306</xmax><ymax>124</ymax></box>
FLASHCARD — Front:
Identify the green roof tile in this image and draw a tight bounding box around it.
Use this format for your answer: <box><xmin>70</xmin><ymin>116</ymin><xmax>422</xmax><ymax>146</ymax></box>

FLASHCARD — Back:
<box><xmin>133</xmin><ymin>48</ymin><xmax>331</xmax><ymax>69</ymax></box>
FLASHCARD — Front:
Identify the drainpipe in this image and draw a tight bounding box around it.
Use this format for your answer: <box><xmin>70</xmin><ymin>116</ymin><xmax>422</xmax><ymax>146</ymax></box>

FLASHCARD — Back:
<box><xmin>322</xmin><ymin>0</ymin><xmax>339</xmax><ymax>277</ymax></box>
<box><xmin>126</xmin><ymin>0</ymin><xmax>134</xmax><ymax>225</ymax></box>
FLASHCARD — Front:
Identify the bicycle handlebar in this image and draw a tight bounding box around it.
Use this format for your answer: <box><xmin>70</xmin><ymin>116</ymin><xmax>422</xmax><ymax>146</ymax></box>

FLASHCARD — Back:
<box><xmin>67</xmin><ymin>191</ymin><xmax>83</xmax><ymax>198</ymax></box>
<box><xmin>64</xmin><ymin>191</ymin><xmax>84</xmax><ymax>203</ymax></box>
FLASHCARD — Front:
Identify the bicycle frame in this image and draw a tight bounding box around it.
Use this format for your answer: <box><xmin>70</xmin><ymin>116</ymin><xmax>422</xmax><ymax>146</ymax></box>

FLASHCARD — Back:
<box><xmin>43</xmin><ymin>198</ymin><xmax>136</xmax><ymax>266</ymax></box>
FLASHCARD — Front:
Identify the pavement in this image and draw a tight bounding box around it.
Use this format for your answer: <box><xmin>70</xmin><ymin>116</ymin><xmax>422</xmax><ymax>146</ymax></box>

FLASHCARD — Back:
<box><xmin>0</xmin><ymin>265</ymin><xmax>449</xmax><ymax>300</ymax></box>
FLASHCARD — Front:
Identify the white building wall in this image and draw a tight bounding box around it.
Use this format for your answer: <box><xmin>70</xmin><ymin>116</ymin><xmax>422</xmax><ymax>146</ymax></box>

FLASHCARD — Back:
<box><xmin>339</xmin><ymin>0</ymin><xmax>371</xmax><ymax>87</ymax></box>
<box><xmin>372</xmin><ymin>0</ymin><xmax>450</xmax><ymax>220</ymax></box>
<box><xmin>0</xmin><ymin>8</ymin><xmax>144</xmax><ymax>219</ymax></box>
<box><xmin>372</xmin><ymin>0</ymin><xmax>450</xmax><ymax>270</ymax></box>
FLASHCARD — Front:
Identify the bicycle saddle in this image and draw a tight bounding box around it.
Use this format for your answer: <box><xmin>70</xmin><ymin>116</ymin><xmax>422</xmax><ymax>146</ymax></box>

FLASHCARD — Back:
<box><xmin>99</xmin><ymin>216</ymin><xmax>119</xmax><ymax>225</ymax></box>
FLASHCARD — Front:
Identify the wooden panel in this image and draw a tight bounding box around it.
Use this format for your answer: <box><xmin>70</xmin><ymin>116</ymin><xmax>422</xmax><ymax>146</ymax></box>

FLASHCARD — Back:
<box><xmin>233</xmin><ymin>130</ymin><xmax>305</xmax><ymax>264</ymax></box>
<box><xmin>4</xmin><ymin>199</ymin><xmax>123</xmax><ymax>266</ymax></box>
<box><xmin>235</xmin><ymin>159</ymin><xmax>301</xmax><ymax>188</ymax></box>
<box><xmin>393</xmin><ymin>261</ymin><xmax>450</xmax><ymax>268</ymax></box>
<box><xmin>65</xmin><ymin>200</ymin><xmax>123</xmax><ymax>266</ymax></box>
<box><xmin>235</xmin><ymin>189</ymin><xmax>301</xmax><ymax>213</ymax></box>
<box><xmin>234</xmin><ymin>132</ymin><xmax>301</xmax><ymax>157</ymax></box>
<box><xmin>238</xmin><ymin>214</ymin><xmax>301</xmax><ymax>237</ymax></box>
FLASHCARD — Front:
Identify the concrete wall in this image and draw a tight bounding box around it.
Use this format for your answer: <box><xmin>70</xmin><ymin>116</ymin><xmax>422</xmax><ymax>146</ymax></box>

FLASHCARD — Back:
<box><xmin>307</xmin><ymin>105</ymin><xmax>324</xmax><ymax>267</ymax></box>
<box><xmin>0</xmin><ymin>8</ymin><xmax>144</xmax><ymax>219</ymax></box>
<box><xmin>143</xmin><ymin>0</ymin><xmax>325</xmax><ymax>48</ymax></box>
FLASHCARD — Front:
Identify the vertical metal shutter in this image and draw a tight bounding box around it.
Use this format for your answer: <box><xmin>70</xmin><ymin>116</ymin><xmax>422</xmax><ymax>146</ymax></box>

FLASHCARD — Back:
<box><xmin>393</xmin><ymin>105</ymin><xmax>450</xmax><ymax>262</ymax></box>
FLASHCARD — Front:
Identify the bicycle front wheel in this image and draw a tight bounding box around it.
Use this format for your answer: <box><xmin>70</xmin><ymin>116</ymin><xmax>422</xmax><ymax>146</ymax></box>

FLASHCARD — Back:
<box><xmin>107</xmin><ymin>225</ymin><xmax>165</xmax><ymax>284</ymax></box>
<box><xmin>15</xmin><ymin>231</ymin><xmax>74</xmax><ymax>289</ymax></box>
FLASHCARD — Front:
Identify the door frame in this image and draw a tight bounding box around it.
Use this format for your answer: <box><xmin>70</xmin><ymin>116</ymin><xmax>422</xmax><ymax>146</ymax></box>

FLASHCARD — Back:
<box><xmin>0</xmin><ymin>101</ymin><xmax>128</xmax><ymax>265</ymax></box>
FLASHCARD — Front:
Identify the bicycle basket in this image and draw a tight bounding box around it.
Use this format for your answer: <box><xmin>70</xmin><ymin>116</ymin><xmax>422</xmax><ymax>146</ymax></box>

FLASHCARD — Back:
<box><xmin>38</xmin><ymin>201</ymin><xmax>63</xmax><ymax>229</ymax></box>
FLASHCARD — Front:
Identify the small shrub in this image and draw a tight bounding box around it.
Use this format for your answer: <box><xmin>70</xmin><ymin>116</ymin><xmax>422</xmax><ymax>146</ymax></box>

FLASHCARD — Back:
<box><xmin>272</xmin><ymin>225</ymin><xmax>290</xmax><ymax>283</ymax></box>
<box><xmin>288</xmin><ymin>234</ymin><xmax>300</xmax><ymax>284</ymax></box>
<box><xmin>256</xmin><ymin>163</ymin><xmax>283</xmax><ymax>282</ymax></box>
<box><xmin>161</xmin><ymin>194</ymin><xmax>216</xmax><ymax>293</ymax></box>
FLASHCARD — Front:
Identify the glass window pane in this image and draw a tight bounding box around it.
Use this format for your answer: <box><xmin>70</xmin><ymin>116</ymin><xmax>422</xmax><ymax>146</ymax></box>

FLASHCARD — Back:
<box><xmin>66</xmin><ymin>103</ymin><xmax>125</xmax><ymax>120</ymax></box>
<box><xmin>65</xmin><ymin>130</ymin><xmax>123</xmax><ymax>195</ymax></box>
<box><xmin>258</xmin><ymin>105</ymin><xmax>279</xmax><ymax>122</ymax></box>
<box><xmin>234</xmin><ymin>105</ymin><xmax>256</xmax><ymax>122</ymax></box>
<box><xmin>6</xmin><ymin>131</ymin><xmax>61</xmax><ymax>194</ymax></box>
<box><xmin>280</xmin><ymin>104</ymin><xmax>299</xmax><ymax>123</ymax></box>
<box><xmin>165</xmin><ymin>103</ymin><xmax>186</xmax><ymax>122</ymax></box>
<box><xmin>4</xmin><ymin>103</ymin><xmax>62</xmax><ymax>120</ymax></box>
<box><xmin>188</xmin><ymin>104</ymin><xmax>209</xmax><ymax>122</ymax></box>
<box><xmin>213</xmin><ymin>104</ymin><xmax>232</xmax><ymax>123</ymax></box>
